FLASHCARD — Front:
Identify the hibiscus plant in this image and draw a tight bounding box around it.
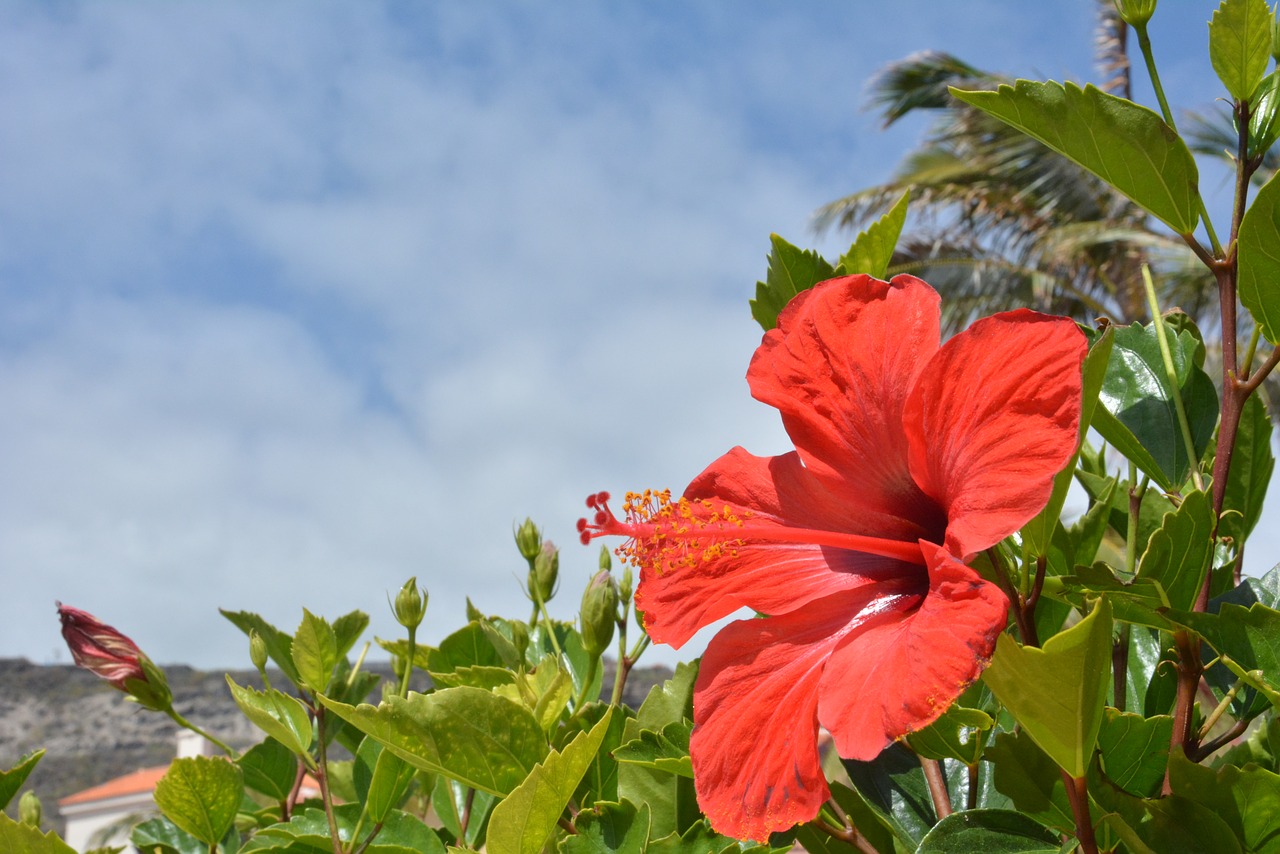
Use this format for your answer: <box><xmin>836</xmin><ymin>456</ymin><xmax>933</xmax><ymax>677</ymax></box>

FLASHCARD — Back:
<box><xmin>10</xmin><ymin>1</ymin><xmax>1280</xmax><ymax>853</ymax></box>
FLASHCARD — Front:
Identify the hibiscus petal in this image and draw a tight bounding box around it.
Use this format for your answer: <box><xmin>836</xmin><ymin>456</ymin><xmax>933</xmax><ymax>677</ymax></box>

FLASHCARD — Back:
<box><xmin>690</xmin><ymin>586</ymin><xmax>921</xmax><ymax>842</ymax></box>
<box><xmin>817</xmin><ymin>543</ymin><xmax>1008</xmax><ymax>760</ymax></box>
<box><xmin>635</xmin><ymin>447</ymin><xmax>920</xmax><ymax>648</ymax></box>
<box><xmin>903</xmin><ymin>309</ymin><xmax>1086</xmax><ymax>560</ymax></box>
<box><xmin>747</xmin><ymin>274</ymin><xmax>946</xmax><ymax>541</ymax></box>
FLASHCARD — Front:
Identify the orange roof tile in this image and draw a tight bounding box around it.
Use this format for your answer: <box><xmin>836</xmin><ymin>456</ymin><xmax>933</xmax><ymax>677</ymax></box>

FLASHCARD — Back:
<box><xmin>59</xmin><ymin>766</ymin><xmax>168</xmax><ymax>805</ymax></box>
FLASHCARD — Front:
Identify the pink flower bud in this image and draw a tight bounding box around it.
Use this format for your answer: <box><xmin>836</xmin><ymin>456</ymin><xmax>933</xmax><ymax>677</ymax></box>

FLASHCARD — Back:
<box><xmin>56</xmin><ymin>602</ymin><xmax>172</xmax><ymax>711</ymax></box>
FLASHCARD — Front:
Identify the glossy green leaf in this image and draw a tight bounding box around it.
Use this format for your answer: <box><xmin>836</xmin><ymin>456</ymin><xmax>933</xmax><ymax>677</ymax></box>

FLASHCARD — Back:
<box><xmin>527</xmin><ymin>622</ymin><xmax>602</xmax><ymax>702</ymax></box>
<box><xmin>245</xmin><ymin>805</ymin><xmax>446</xmax><ymax>854</ymax></box>
<box><xmin>750</xmin><ymin>233</ymin><xmax>837</xmax><ymax>331</ymax></box>
<box><xmin>319</xmin><ymin>687</ymin><xmax>546</xmax><ymax>796</ymax></box>
<box><xmin>646</xmin><ymin>821</ymin><xmax>742</xmax><ymax>854</ymax></box>
<box><xmin>613</xmin><ymin>721</ymin><xmax>693</xmax><ymax>777</ymax></box>
<box><xmin>1073</xmin><ymin>468</ymin><xmax>1175</xmax><ymax>556</ymax></box>
<box><xmin>220</xmin><ymin>609</ymin><xmax>301</xmax><ymax>686</ymax></box>
<box><xmin>906</xmin><ymin>706</ymin><xmax>994</xmax><ymax>765</ymax></box>
<box><xmin>835</xmin><ymin>189</ymin><xmax>908</xmax><ymax>279</ymax></box>
<box><xmin>237</xmin><ymin>737</ymin><xmax>298</xmax><ymax>801</ymax></box>
<box><xmin>153</xmin><ymin>756</ymin><xmax>243</xmax><ymax>847</ymax></box>
<box><xmin>1137</xmin><ymin>489</ymin><xmax>1215</xmax><ymax>611</ymax></box>
<box><xmin>1210</xmin><ymin>0</ymin><xmax>1274</xmax><ymax>101</ymax></box>
<box><xmin>426</xmin><ymin>621</ymin><xmax>503</xmax><ymax>676</ymax></box>
<box><xmin>432</xmin><ymin>777</ymin><xmax>497</xmax><ymax>850</ymax></box>
<box><xmin>634</xmin><ymin>662</ymin><xmax>697</xmax><ymax>731</ymax></box>
<box><xmin>950</xmin><ymin>81</ymin><xmax>1200</xmax><ymax>233</ymax></box>
<box><xmin>487</xmin><ymin>709</ymin><xmax>613</xmax><ymax>854</ymax></box>
<box><xmin>226</xmin><ymin>676</ymin><xmax>314</xmax><ymax>758</ymax></box>
<box><xmin>331</xmin><ymin>609</ymin><xmax>369</xmax><ymax>660</ymax></box>
<box><xmin>1045</xmin><ymin>563</ymin><xmax>1172</xmax><ymax>631</ymax></box>
<box><xmin>1095</xmin><ymin>710</ymin><xmax>1172</xmax><ymax>798</ymax></box>
<box><xmin>1239</xmin><ymin>168</ymin><xmax>1280</xmax><ymax>344</ymax></box>
<box><xmin>982</xmin><ymin>599</ymin><xmax>1112</xmax><ymax>777</ymax></box>
<box><xmin>0</xmin><ymin>814</ymin><xmax>76</xmax><ymax>854</ymax></box>
<box><xmin>617</xmin><ymin>664</ymin><xmax>698</xmax><ymax>839</ymax></box>
<box><xmin>564</xmin><ymin>800</ymin><xmax>651</xmax><ymax>854</ymax></box>
<box><xmin>842</xmin><ymin>742</ymin><xmax>938</xmax><ymax>847</ymax></box>
<box><xmin>292</xmin><ymin>609</ymin><xmax>339</xmax><ymax>693</ymax></box>
<box><xmin>1218</xmin><ymin>392</ymin><xmax>1276</xmax><ymax>545</ymax></box>
<box><xmin>1099</xmin><ymin>799</ymin><xmax>1243</xmax><ymax>854</ymax></box>
<box><xmin>0</xmin><ymin>750</ymin><xmax>44</xmax><ymax>812</ymax></box>
<box><xmin>1168</xmin><ymin>748</ymin><xmax>1280</xmax><ymax>851</ymax></box>
<box><xmin>1251</xmin><ymin>70</ymin><xmax>1280</xmax><ymax>156</ymax></box>
<box><xmin>984</xmin><ymin>731</ymin><xmax>1076</xmax><ymax>835</ymax></box>
<box><xmin>1173</xmin><ymin>602</ymin><xmax>1280</xmax><ymax>717</ymax></box>
<box><xmin>1092</xmin><ymin>322</ymin><xmax>1218</xmax><ymax>490</ymax></box>
<box><xmin>915</xmin><ymin>809</ymin><xmax>1060</xmax><ymax>853</ymax></box>
<box><xmin>567</xmin><ymin>702</ymin><xmax>628</xmax><ymax>805</ymax></box>
<box><xmin>131</xmin><ymin>816</ymin><xmax>207</xmax><ymax>854</ymax></box>
<box><xmin>356</xmin><ymin>737</ymin><xmax>417</xmax><ymax>824</ymax></box>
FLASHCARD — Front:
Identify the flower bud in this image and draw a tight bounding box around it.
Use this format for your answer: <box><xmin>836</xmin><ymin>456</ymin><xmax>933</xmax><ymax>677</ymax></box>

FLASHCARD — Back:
<box><xmin>393</xmin><ymin>576</ymin><xmax>428</xmax><ymax>630</ymax></box>
<box><xmin>598</xmin><ymin>545</ymin><xmax>612</xmax><ymax>572</ymax></box>
<box><xmin>619</xmin><ymin>564</ymin><xmax>634</xmax><ymax>608</ymax></box>
<box><xmin>514</xmin><ymin>518</ymin><xmax>542</xmax><ymax>563</ymax></box>
<box><xmin>510</xmin><ymin>620</ymin><xmax>530</xmax><ymax>662</ymax></box>
<box><xmin>57</xmin><ymin>603</ymin><xmax>173</xmax><ymax>712</ymax></box>
<box><xmin>248</xmin><ymin>630</ymin><xmax>269</xmax><ymax>675</ymax></box>
<box><xmin>1112</xmin><ymin>0</ymin><xmax>1156</xmax><ymax>27</ymax></box>
<box><xmin>528</xmin><ymin>542</ymin><xmax>560</xmax><ymax>604</ymax></box>
<box><xmin>579</xmin><ymin>570</ymin><xmax>619</xmax><ymax>657</ymax></box>
<box><xmin>18</xmin><ymin>791</ymin><xmax>41</xmax><ymax>827</ymax></box>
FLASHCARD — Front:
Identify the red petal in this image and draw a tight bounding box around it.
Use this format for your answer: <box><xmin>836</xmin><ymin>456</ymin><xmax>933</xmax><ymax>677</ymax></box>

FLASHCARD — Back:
<box><xmin>903</xmin><ymin>310</ymin><xmax>1086</xmax><ymax>559</ymax></box>
<box><xmin>635</xmin><ymin>447</ymin><xmax>921</xmax><ymax>648</ymax></box>
<box><xmin>817</xmin><ymin>543</ymin><xmax>1008</xmax><ymax>760</ymax></box>
<box><xmin>690</xmin><ymin>585</ymin><xmax>921</xmax><ymax>842</ymax></box>
<box><xmin>747</xmin><ymin>275</ymin><xmax>947</xmax><ymax>541</ymax></box>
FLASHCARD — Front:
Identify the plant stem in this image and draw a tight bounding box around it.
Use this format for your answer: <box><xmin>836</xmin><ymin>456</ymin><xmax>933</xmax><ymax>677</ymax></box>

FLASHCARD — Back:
<box><xmin>165</xmin><ymin>708</ymin><xmax>239</xmax><ymax>759</ymax></box>
<box><xmin>313</xmin><ymin>706</ymin><xmax>344</xmax><ymax>854</ymax></box>
<box><xmin>813</xmin><ymin>813</ymin><xmax>880</xmax><ymax>854</ymax></box>
<box><xmin>919</xmin><ymin>756</ymin><xmax>952</xmax><ymax>820</ymax></box>
<box><xmin>399</xmin><ymin>626</ymin><xmax>416</xmax><ymax>699</ymax></box>
<box><xmin>1062</xmin><ymin>771</ymin><xmax>1099</xmax><ymax>854</ymax></box>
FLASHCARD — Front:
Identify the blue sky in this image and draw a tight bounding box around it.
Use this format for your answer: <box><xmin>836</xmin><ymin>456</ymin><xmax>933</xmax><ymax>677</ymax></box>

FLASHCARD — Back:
<box><xmin>0</xmin><ymin>2</ymin><xmax>1263</xmax><ymax>670</ymax></box>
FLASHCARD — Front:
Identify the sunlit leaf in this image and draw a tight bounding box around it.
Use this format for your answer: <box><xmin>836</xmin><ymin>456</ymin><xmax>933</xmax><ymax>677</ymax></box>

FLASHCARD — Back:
<box><xmin>220</xmin><ymin>609</ymin><xmax>301</xmax><ymax>686</ymax></box>
<box><xmin>1137</xmin><ymin>489</ymin><xmax>1215</xmax><ymax>611</ymax></box>
<box><xmin>750</xmin><ymin>234</ymin><xmax>837</xmax><ymax>331</ymax></box>
<box><xmin>0</xmin><ymin>814</ymin><xmax>76</xmax><ymax>854</ymax></box>
<box><xmin>836</xmin><ymin>189</ymin><xmax>909</xmax><ymax>279</ymax></box>
<box><xmin>237</xmin><ymin>737</ymin><xmax>298</xmax><ymax>801</ymax></box>
<box><xmin>292</xmin><ymin>609</ymin><xmax>338</xmax><ymax>693</ymax></box>
<box><xmin>152</xmin><ymin>756</ymin><xmax>243</xmax><ymax>848</ymax></box>
<box><xmin>915</xmin><ymin>809</ymin><xmax>1060</xmax><ymax>853</ymax></box>
<box><xmin>564</xmin><ymin>800</ymin><xmax>651</xmax><ymax>854</ymax></box>
<box><xmin>1095</xmin><ymin>709</ymin><xmax>1172</xmax><ymax>798</ymax></box>
<box><xmin>1239</xmin><ymin>168</ymin><xmax>1280</xmax><ymax>344</ymax></box>
<box><xmin>0</xmin><ymin>750</ymin><xmax>44</xmax><ymax>812</ymax></box>
<box><xmin>1209</xmin><ymin>0</ymin><xmax>1274</xmax><ymax>101</ymax></box>
<box><xmin>226</xmin><ymin>676</ymin><xmax>314</xmax><ymax>759</ymax></box>
<box><xmin>1168</xmin><ymin>748</ymin><xmax>1280</xmax><ymax>851</ymax></box>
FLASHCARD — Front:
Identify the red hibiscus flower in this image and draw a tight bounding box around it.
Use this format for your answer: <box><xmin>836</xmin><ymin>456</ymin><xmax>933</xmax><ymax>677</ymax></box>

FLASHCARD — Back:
<box><xmin>57</xmin><ymin>602</ymin><xmax>173</xmax><ymax>711</ymax></box>
<box><xmin>578</xmin><ymin>274</ymin><xmax>1085</xmax><ymax>842</ymax></box>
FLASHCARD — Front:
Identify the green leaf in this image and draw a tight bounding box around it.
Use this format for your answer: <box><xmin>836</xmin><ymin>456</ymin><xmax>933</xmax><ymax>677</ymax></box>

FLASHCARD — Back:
<box><xmin>750</xmin><ymin>234</ymin><xmax>836</xmax><ymax>331</ymax></box>
<box><xmin>0</xmin><ymin>750</ymin><xmax>44</xmax><ymax>812</ymax></box>
<box><xmin>1238</xmin><ymin>168</ymin><xmax>1280</xmax><ymax>345</ymax></box>
<box><xmin>906</xmin><ymin>706</ymin><xmax>994</xmax><ymax>765</ymax></box>
<box><xmin>646</xmin><ymin>821</ymin><xmax>742</xmax><ymax>854</ymax></box>
<box><xmin>634</xmin><ymin>662</ymin><xmax>697</xmax><ymax>731</ymax></box>
<box><xmin>1168</xmin><ymin>748</ymin><xmax>1280</xmax><ymax>851</ymax></box>
<box><xmin>318</xmin><ymin>687</ymin><xmax>547</xmax><ymax>796</ymax></box>
<box><xmin>245</xmin><ymin>805</ymin><xmax>446</xmax><ymax>854</ymax></box>
<box><xmin>617</xmin><ymin>664</ymin><xmax>699</xmax><ymax>839</ymax></box>
<box><xmin>1217</xmin><ymin>394</ymin><xmax>1275</xmax><ymax>544</ymax></box>
<box><xmin>331</xmin><ymin>610</ymin><xmax>369</xmax><ymax>661</ymax></box>
<box><xmin>432</xmin><ymin>778</ymin><xmax>497</xmax><ymax>849</ymax></box>
<box><xmin>237</xmin><ymin>738</ymin><xmax>298</xmax><ymax>801</ymax></box>
<box><xmin>226</xmin><ymin>676</ymin><xmax>314</xmax><ymax>758</ymax></box>
<box><xmin>613</xmin><ymin>721</ymin><xmax>693</xmax><ymax>778</ymax></box>
<box><xmin>984</xmin><ymin>730</ymin><xmax>1076</xmax><ymax>835</ymax></box>
<box><xmin>915</xmin><ymin>809</ymin><xmax>1060</xmax><ymax>853</ymax></box>
<box><xmin>1095</xmin><ymin>710</ymin><xmax>1172</xmax><ymax>798</ymax></box>
<box><xmin>426</xmin><ymin>622</ymin><xmax>503</xmax><ymax>676</ymax></box>
<box><xmin>152</xmin><ymin>756</ymin><xmax>243</xmax><ymax>848</ymax></box>
<box><xmin>220</xmin><ymin>609</ymin><xmax>301</xmax><ymax>686</ymax></box>
<box><xmin>1091</xmin><ymin>322</ymin><xmax>1218</xmax><ymax>490</ymax></box>
<box><xmin>1137</xmin><ymin>489</ymin><xmax>1215</xmax><ymax>611</ymax></box>
<box><xmin>981</xmin><ymin>599</ymin><xmax>1112</xmax><ymax>777</ymax></box>
<box><xmin>1073</xmin><ymin>468</ymin><xmax>1175</xmax><ymax>557</ymax></box>
<box><xmin>131</xmin><ymin>817</ymin><xmax>206</xmax><ymax>854</ymax></box>
<box><xmin>487</xmin><ymin>709</ymin><xmax>613</xmax><ymax>854</ymax></box>
<box><xmin>1172</xmin><ymin>601</ymin><xmax>1280</xmax><ymax>717</ymax></box>
<box><xmin>842</xmin><ymin>742</ymin><xmax>938</xmax><ymax>847</ymax></box>
<box><xmin>1210</xmin><ymin>0</ymin><xmax>1274</xmax><ymax>101</ymax></box>
<box><xmin>950</xmin><ymin>81</ymin><xmax>1200</xmax><ymax>234</ymax></box>
<box><xmin>835</xmin><ymin>189</ymin><xmax>909</xmax><ymax>279</ymax></box>
<box><xmin>0</xmin><ymin>814</ymin><xmax>76</xmax><ymax>854</ymax></box>
<box><xmin>292</xmin><ymin>609</ymin><xmax>339</xmax><ymax>693</ymax></box>
<box><xmin>564</xmin><ymin>800</ymin><xmax>651</xmax><ymax>854</ymax></box>
<box><xmin>356</xmin><ymin>737</ymin><xmax>417</xmax><ymax>824</ymax></box>
<box><xmin>1099</xmin><ymin>799</ymin><xmax>1243</xmax><ymax>854</ymax></box>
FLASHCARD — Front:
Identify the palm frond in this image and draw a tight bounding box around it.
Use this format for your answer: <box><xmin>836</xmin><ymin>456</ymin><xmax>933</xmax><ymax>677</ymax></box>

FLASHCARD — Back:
<box><xmin>864</xmin><ymin>51</ymin><xmax>994</xmax><ymax>127</ymax></box>
<box><xmin>1093</xmin><ymin>0</ymin><xmax>1130</xmax><ymax>98</ymax></box>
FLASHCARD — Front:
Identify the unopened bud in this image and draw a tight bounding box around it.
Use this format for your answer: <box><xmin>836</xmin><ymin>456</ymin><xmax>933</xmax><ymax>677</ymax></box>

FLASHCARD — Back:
<box><xmin>579</xmin><ymin>570</ymin><xmax>619</xmax><ymax>657</ymax></box>
<box><xmin>393</xmin><ymin>577</ymin><xmax>428</xmax><ymax>630</ymax></box>
<box><xmin>514</xmin><ymin>518</ymin><xmax>542</xmax><ymax>563</ymax></box>
<box><xmin>529</xmin><ymin>542</ymin><xmax>559</xmax><ymax>604</ymax></box>
<box><xmin>57</xmin><ymin>603</ymin><xmax>173</xmax><ymax>712</ymax></box>
<box><xmin>510</xmin><ymin>620</ymin><xmax>529</xmax><ymax>662</ymax></box>
<box><xmin>619</xmin><ymin>564</ymin><xmax>634</xmax><ymax>608</ymax></box>
<box><xmin>18</xmin><ymin>791</ymin><xmax>41</xmax><ymax>827</ymax></box>
<box><xmin>249</xmin><ymin>630</ymin><xmax>269</xmax><ymax>673</ymax></box>
<box><xmin>1112</xmin><ymin>0</ymin><xmax>1156</xmax><ymax>27</ymax></box>
<box><xmin>598</xmin><ymin>545</ymin><xmax>612</xmax><ymax>572</ymax></box>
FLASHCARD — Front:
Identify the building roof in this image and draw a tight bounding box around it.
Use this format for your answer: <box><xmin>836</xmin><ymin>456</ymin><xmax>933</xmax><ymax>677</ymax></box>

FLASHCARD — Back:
<box><xmin>59</xmin><ymin>766</ymin><xmax>168</xmax><ymax>806</ymax></box>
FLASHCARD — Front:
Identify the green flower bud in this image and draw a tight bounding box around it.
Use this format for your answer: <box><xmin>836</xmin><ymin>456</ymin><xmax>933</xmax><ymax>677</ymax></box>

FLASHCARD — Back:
<box><xmin>510</xmin><ymin>620</ymin><xmax>530</xmax><ymax>662</ymax></box>
<box><xmin>514</xmin><ymin>518</ymin><xmax>542</xmax><ymax>562</ymax></box>
<box><xmin>529</xmin><ymin>542</ymin><xmax>560</xmax><ymax>604</ymax></box>
<box><xmin>598</xmin><ymin>545</ymin><xmax>612</xmax><ymax>572</ymax></box>
<box><xmin>619</xmin><ymin>564</ymin><xmax>634</xmax><ymax>608</ymax></box>
<box><xmin>1112</xmin><ymin>0</ymin><xmax>1156</xmax><ymax>27</ymax></box>
<box><xmin>579</xmin><ymin>570</ymin><xmax>619</xmax><ymax>657</ymax></box>
<box><xmin>249</xmin><ymin>630</ymin><xmax>269</xmax><ymax>674</ymax></box>
<box><xmin>18</xmin><ymin>791</ymin><xmax>42</xmax><ymax>828</ymax></box>
<box><xmin>393</xmin><ymin>576</ymin><xmax>428</xmax><ymax>630</ymax></box>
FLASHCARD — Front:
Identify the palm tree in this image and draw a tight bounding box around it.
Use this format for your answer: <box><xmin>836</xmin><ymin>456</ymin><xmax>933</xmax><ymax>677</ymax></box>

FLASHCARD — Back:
<box><xmin>815</xmin><ymin>4</ymin><xmax>1214</xmax><ymax>335</ymax></box>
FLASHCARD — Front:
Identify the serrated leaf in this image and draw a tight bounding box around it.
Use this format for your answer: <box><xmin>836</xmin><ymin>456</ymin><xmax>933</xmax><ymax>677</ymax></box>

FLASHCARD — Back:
<box><xmin>318</xmin><ymin>687</ymin><xmax>547</xmax><ymax>796</ymax></box>
<box><xmin>226</xmin><ymin>676</ymin><xmax>314</xmax><ymax>758</ymax></box>
<box><xmin>245</xmin><ymin>805</ymin><xmax>446</xmax><ymax>854</ymax></box>
<box><xmin>1168</xmin><ymin>747</ymin><xmax>1280</xmax><ymax>851</ymax></box>
<box><xmin>613</xmin><ymin>721</ymin><xmax>693</xmax><ymax>777</ymax></box>
<box><xmin>750</xmin><ymin>234</ymin><xmax>837</xmax><ymax>331</ymax></box>
<box><xmin>292</xmin><ymin>609</ymin><xmax>339</xmax><ymax>693</ymax></box>
<box><xmin>564</xmin><ymin>800</ymin><xmax>651</xmax><ymax>854</ymax></box>
<box><xmin>0</xmin><ymin>750</ymin><xmax>44</xmax><ymax>812</ymax></box>
<box><xmin>0</xmin><ymin>813</ymin><xmax>76</xmax><ymax>854</ymax></box>
<box><xmin>1239</xmin><ymin>168</ymin><xmax>1280</xmax><ymax>344</ymax></box>
<box><xmin>220</xmin><ymin>609</ymin><xmax>301</xmax><ymax>686</ymax></box>
<box><xmin>835</xmin><ymin>189</ymin><xmax>908</xmax><ymax>279</ymax></box>
<box><xmin>131</xmin><ymin>816</ymin><xmax>206</xmax><ymax>854</ymax></box>
<box><xmin>906</xmin><ymin>706</ymin><xmax>994</xmax><ymax>765</ymax></box>
<box><xmin>237</xmin><ymin>737</ymin><xmax>298</xmax><ymax>801</ymax></box>
<box><xmin>153</xmin><ymin>756</ymin><xmax>243</xmax><ymax>847</ymax></box>
<box><xmin>951</xmin><ymin>81</ymin><xmax>1200</xmax><ymax>233</ymax></box>
<box><xmin>425</xmin><ymin>622</ymin><xmax>503</xmax><ymax>676</ymax></box>
<box><xmin>1095</xmin><ymin>710</ymin><xmax>1172</xmax><ymax>798</ymax></box>
<box><xmin>1137</xmin><ymin>489</ymin><xmax>1215</xmax><ymax>611</ymax></box>
<box><xmin>982</xmin><ymin>599</ymin><xmax>1112</xmax><ymax>777</ymax></box>
<box><xmin>1172</xmin><ymin>601</ymin><xmax>1280</xmax><ymax>718</ymax></box>
<box><xmin>1092</xmin><ymin>322</ymin><xmax>1218</xmax><ymax>490</ymax></box>
<box><xmin>1210</xmin><ymin>0</ymin><xmax>1274</xmax><ymax>101</ymax></box>
<box><xmin>331</xmin><ymin>610</ymin><xmax>369</xmax><ymax>660</ymax></box>
<box><xmin>915</xmin><ymin>809</ymin><xmax>1060</xmax><ymax>853</ymax></box>
<box><xmin>486</xmin><ymin>709</ymin><xmax>613</xmax><ymax>854</ymax></box>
